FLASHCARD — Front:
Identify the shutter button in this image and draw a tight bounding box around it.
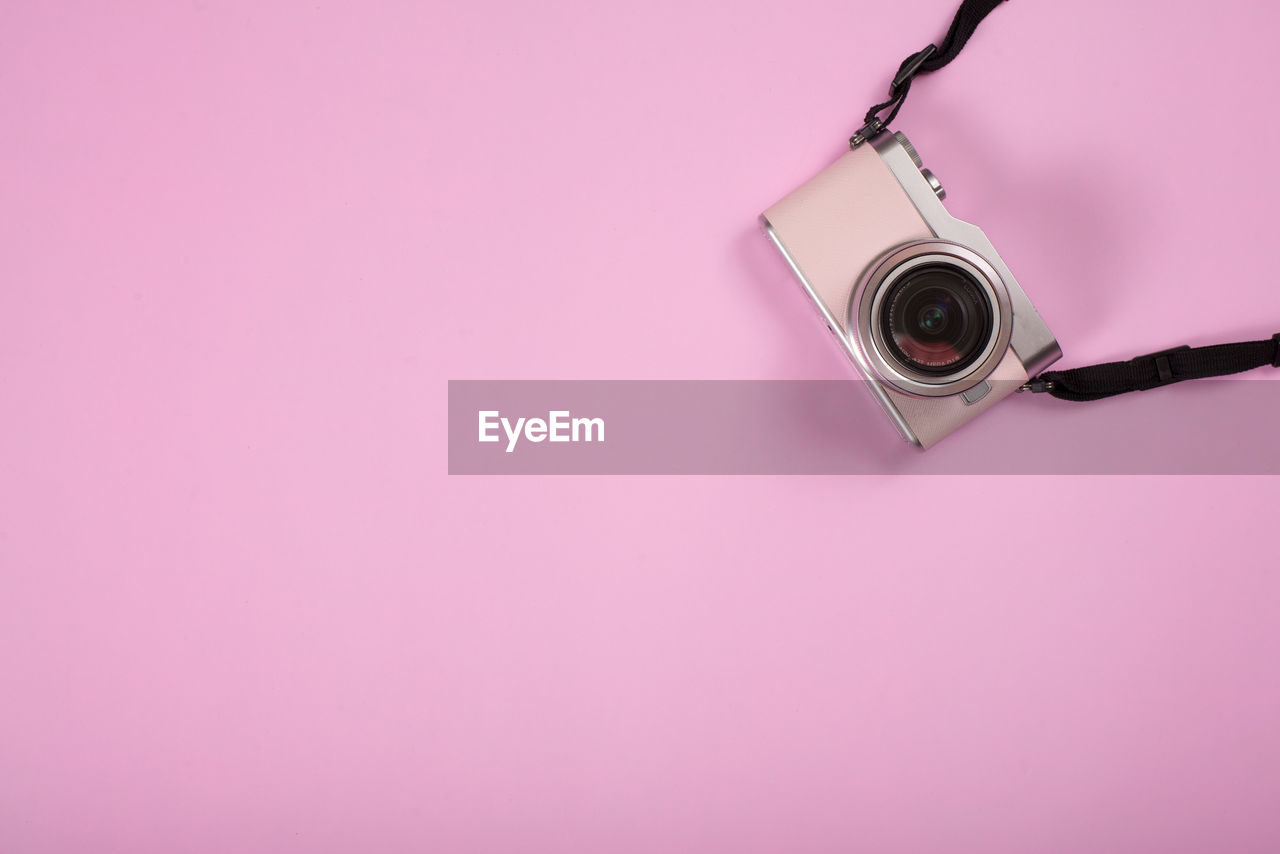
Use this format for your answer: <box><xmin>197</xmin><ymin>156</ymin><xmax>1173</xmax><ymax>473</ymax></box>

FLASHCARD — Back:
<box><xmin>921</xmin><ymin>168</ymin><xmax>946</xmax><ymax>201</ymax></box>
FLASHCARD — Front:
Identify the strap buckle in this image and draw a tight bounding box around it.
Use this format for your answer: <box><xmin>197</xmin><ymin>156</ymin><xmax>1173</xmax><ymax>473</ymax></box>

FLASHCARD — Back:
<box><xmin>891</xmin><ymin>44</ymin><xmax>937</xmax><ymax>94</ymax></box>
<box><xmin>850</xmin><ymin>44</ymin><xmax>937</xmax><ymax>148</ymax></box>
<box><xmin>1134</xmin><ymin>344</ymin><xmax>1190</xmax><ymax>385</ymax></box>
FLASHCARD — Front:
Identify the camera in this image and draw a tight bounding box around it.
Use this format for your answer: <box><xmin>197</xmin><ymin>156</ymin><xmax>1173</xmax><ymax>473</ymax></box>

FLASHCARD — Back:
<box><xmin>761</xmin><ymin>131</ymin><xmax>1062</xmax><ymax>448</ymax></box>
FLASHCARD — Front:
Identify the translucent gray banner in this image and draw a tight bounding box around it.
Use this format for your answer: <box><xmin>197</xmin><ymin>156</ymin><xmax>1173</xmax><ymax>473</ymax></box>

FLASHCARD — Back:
<box><xmin>448</xmin><ymin>380</ymin><xmax>1280</xmax><ymax>474</ymax></box>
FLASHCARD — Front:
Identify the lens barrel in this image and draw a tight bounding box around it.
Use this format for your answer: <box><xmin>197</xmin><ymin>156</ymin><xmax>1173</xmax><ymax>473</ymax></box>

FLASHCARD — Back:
<box><xmin>877</xmin><ymin>263</ymin><xmax>994</xmax><ymax>376</ymax></box>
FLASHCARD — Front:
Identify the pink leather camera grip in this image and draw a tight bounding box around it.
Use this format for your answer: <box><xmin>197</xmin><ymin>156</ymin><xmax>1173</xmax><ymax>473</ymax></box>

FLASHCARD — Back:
<box><xmin>764</xmin><ymin>146</ymin><xmax>932</xmax><ymax>315</ymax></box>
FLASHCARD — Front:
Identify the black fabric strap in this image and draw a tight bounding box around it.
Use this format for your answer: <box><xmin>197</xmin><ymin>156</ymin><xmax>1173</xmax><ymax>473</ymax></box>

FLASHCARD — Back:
<box><xmin>1022</xmin><ymin>334</ymin><xmax>1280</xmax><ymax>401</ymax></box>
<box><xmin>927</xmin><ymin>0</ymin><xmax>1009</xmax><ymax>71</ymax></box>
<box><xmin>852</xmin><ymin>0</ymin><xmax>1010</xmax><ymax>146</ymax></box>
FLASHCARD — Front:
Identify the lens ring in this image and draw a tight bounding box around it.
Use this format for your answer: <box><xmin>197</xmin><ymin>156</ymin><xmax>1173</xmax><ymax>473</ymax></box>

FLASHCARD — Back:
<box><xmin>852</xmin><ymin>242</ymin><xmax>1013</xmax><ymax>397</ymax></box>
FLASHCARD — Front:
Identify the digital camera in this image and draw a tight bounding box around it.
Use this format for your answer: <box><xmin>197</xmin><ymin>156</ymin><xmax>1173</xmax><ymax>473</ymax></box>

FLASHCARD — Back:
<box><xmin>761</xmin><ymin>131</ymin><xmax>1061</xmax><ymax>448</ymax></box>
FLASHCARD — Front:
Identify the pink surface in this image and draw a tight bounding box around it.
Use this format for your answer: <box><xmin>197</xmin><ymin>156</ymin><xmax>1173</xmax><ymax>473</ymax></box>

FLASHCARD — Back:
<box><xmin>2</xmin><ymin>1</ymin><xmax>1279</xmax><ymax>851</ymax></box>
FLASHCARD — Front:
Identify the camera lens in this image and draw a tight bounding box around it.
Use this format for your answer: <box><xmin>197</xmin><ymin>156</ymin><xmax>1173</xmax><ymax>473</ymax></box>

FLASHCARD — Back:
<box><xmin>878</xmin><ymin>263</ymin><xmax>994</xmax><ymax>375</ymax></box>
<box><xmin>919</xmin><ymin>305</ymin><xmax>947</xmax><ymax>333</ymax></box>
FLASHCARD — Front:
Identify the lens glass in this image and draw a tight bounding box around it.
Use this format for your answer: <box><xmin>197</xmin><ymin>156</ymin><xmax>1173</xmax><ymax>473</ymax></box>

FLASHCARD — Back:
<box><xmin>878</xmin><ymin>263</ymin><xmax>994</xmax><ymax>376</ymax></box>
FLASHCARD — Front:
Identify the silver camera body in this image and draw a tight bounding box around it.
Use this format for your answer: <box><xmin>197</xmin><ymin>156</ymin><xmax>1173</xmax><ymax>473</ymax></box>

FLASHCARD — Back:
<box><xmin>761</xmin><ymin>131</ymin><xmax>1061</xmax><ymax>448</ymax></box>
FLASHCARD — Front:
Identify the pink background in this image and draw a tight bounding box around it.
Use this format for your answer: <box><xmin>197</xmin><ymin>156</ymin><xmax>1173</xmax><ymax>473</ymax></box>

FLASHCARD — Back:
<box><xmin>3</xmin><ymin>0</ymin><xmax>1279</xmax><ymax>851</ymax></box>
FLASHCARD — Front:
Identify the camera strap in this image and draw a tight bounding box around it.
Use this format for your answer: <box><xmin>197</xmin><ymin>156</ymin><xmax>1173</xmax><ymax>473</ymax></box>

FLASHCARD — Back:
<box><xmin>854</xmin><ymin>0</ymin><xmax>1280</xmax><ymax>401</ymax></box>
<box><xmin>852</xmin><ymin>0</ymin><xmax>1010</xmax><ymax>147</ymax></box>
<box><xmin>1020</xmin><ymin>335</ymin><xmax>1280</xmax><ymax>401</ymax></box>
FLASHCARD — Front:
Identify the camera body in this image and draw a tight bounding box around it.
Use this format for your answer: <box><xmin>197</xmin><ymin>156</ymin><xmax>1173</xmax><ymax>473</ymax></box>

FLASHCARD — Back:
<box><xmin>761</xmin><ymin>131</ymin><xmax>1061</xmax><ymax>448</ymax></box>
